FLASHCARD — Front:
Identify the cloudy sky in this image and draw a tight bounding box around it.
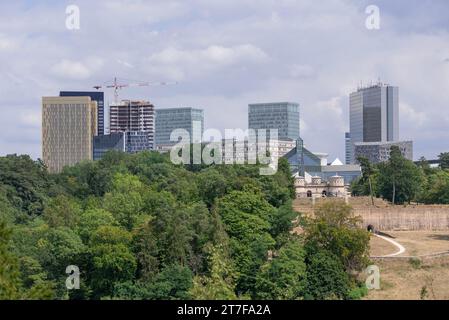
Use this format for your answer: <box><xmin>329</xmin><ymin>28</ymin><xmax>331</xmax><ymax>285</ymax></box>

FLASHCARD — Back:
<box><xmin>1</xmin><ymin>0</ymin><xmax>448</xmax><ymax>161</ymax></box>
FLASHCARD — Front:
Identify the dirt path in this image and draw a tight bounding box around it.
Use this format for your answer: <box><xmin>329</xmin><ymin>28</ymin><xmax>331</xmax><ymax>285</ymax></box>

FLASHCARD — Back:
<box><xmin>372</xmin><ymin>234</ymin><xmax>406</xmax><ymax>258</ymax></box>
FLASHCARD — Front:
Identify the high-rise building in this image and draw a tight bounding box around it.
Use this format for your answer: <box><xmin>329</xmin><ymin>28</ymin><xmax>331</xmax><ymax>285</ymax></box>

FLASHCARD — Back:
<box><xmin>109</xmin><ymin>100</ymin><xmax>155</xmax><ymax>150</ymax></box>
<box><xmin>60</xmin><ymin>91</ymin><xmax>105</xmax><ymax>135</ymax></box>
<box><xmin>42</xmin><ymin>96</ymin><xmax>97</xmax><ymax>173</ymax></box>
<box><xmin>155</xmin><ymin>107</ymin><xmax>204</xmax><ymax>151</ymax></box>
<box><xmin>348</xmin><ymin>83</ymin><xmax>400</xmax><ymax>163</ymax></box>
<box><xmin>248</xmin><ymin>102</ymin><xmax>300</xmax><ymax>141</ymax></box>
<box><xmin>350</xmin><ymin>83</ymin><xmax>399</xmax><ymax>143</ymax></box>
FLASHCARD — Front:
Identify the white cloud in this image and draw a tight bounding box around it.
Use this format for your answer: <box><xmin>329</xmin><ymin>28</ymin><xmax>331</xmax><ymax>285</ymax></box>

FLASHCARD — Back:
<box><xmin>51</xmin><ymin>60</ymin><xmax>92</xmax><ymax>79</ymax></box>
<box><xmin>20</xmin><ymin>111</ymin><xmax>41</xmax><ymax>127</ymax></box>
<box><xmin>1</xmin><ymin>0</ymin><xmax>449</xmax><ymax>160</ymax></box>
<box><xmin>400</xmin><ymin>102</ymin><xmax>428</xmax><ymax>127</ymax></box>
<box><xmin>146</xmin><ymin>44</ymin><xmax>268</xmax><ymax>80</ymax></box>
<box><xmin>290</xmin><ymin>64</ymin><xmax>315</xmax><ymax>78</ymax></box>
<box><xmin>50</xmin><ymin>58</ymin><xmax>104</xmax><ymax>80</ymax></box>
<box><xmin>0</xmin><ymin>34</ymin><xmax>17</xmax><ymax>51</ymax></box>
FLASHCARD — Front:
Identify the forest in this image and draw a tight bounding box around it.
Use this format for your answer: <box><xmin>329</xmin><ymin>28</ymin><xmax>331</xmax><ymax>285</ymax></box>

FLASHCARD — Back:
<box><xmin>0</xmin><ymin>151</ymin><xmax>370</xmax><ymax>300</ymax></box>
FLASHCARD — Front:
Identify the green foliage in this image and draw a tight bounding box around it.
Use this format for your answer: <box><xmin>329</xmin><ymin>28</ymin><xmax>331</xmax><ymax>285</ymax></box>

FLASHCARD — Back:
<box><xmin>190</xmin><ymin>246</ymin><xmax>237</xmax><ymax>300</ymax></box>
<box><xmin>304</xmin><ymin>249</ymin><xmax>350</xmax><ymax>300</ymax></box>
<box><xmin>420</xmin><ymin>170</ymin><xmax>449</xmax><ymax>204</ymax></box>
<box><xmin>89</xmin><ymin>226</ymin><xmax>136</xmax><ymax>297</ymax></box>
<box><xmin>438</xmin><ymin>152</ymin><xmax>449</xmax><ymax>170</ymax></box>
<box><xmin>0</xmin><ymin>150</ymin><xmax>380</xmax><ymax>300</ymax></box>
<box><xmin>255</xmin><ymin>240</ymin><xmax>307</xmax><ymax>300</ymax></box>
<box><xmin>113</xmin><ymin>264</ymin><xmax>192</xmax><ymax>300</ymax></box>
<box><xmin>0</xmin><ymin>220</ymin><xmax>21</xmax><ymax>299</ymax></box>
<box><xmin>377</xmin><ymin>146</ymin><xmax>424</xmax><ymax>204</ymax></box>
<box><xmin>346</xmin><ymin>285</ymin><xmax>368</xmax><ymax>300</ymax></box>
<box><xmin>43</xmin><ymin>195</ymin><xmax>81</xmax><ymax>228</ymax></box>
<box><xmin>0</xmin><ymin>155</ymin><xmax>53</xmax><ymax>218</ymax></box>
<box><xmin>305</xmin><ymin>201</ymin><xmax>370</xmax><ymax>272</ymax></box>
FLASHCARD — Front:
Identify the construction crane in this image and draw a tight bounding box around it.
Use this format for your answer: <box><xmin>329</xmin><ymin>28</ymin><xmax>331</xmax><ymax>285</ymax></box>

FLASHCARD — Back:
<box><xmin>93</xmin><ymin>77</ymin><xmax>178</xmax><ymax>103</ymax></box>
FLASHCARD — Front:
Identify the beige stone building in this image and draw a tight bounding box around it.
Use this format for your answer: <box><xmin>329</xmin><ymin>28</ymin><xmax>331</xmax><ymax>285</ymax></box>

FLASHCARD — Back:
<box><xmin>293</xmin><ymin>173</ymin><xmax>347</xmax><ymax>198</ymax></box>
<box><xmin>42</xmin><ymin>96</ymin><xmax>97</xmax><ymax>173</ymax></box>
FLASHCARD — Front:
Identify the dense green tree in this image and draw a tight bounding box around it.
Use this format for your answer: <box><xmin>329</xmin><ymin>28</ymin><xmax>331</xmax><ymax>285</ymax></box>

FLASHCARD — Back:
<box><xmin>89</xmin><ymin>226</ymin><xmax>137</xmax><ymax>298</ymax></box>
<box><xmin>255</xmin><ymin>240</ymin><xmax>307</xmax><ymax>300</ymax></box>
<box><xmin>190</xmin><ymin>246</ymin><xmax>237</xmax><ymax>300</ymax></box>
<box><xmin>305</xmin><ymin>249</ymin><xmax>350</xmax><ymax>300</ymax></box>
<box><xmin>196</xmin><ymin>168</ymin><xmax>227</xmax><ymax>208</ymax></box>
<box><xmin>103</xmin><ymin>173</ymin><xmax>146</xmax><ymax>230</ymax></box>
<box><xmin>420</xmin><ymin>170</ymin><xmax>449</xmax><ymax>204</ymax></box>
<box><xmin>216</xmin><ymin>187</ymin><xmax>277</xmax><ymax>295</ymax></box>
<box><xmin>132</xmin><ymin>218</ymin><xmax>160</xmax><ymax>281</ymax></box>
<box><xmin>0</xmin><ymin>221</ymin><xmax>55</xmax><ymax>300</ymax></box>
<box><xmin>112</xmin><ymin>264</ymin><xmax>192</xmax><ymax>300</ymax></box>
<box><xmin>357</xmin><ymin>156</ymin><xmax>376</xmax><ymax>205</ymax></box>
<box><xmin>77</xmin><ymin>208</ymin><xmax>118</xmax><ymax>243</ymax></box>
<box><xmin>43</xmin><ymin>195</ymin><xmax>81</xmax><ymax>228</ymax></box>
<box><xmin>0</xmin><ymin>185</ymin><xmax>17</xmax><ymax>224</ymax></box>
<box><xmin>439</xmin><ymin>152</ymin><xmax>449</xmax><ymax>170</ymax></box>
<box><xmin>305</xmin><ymin>201</ymin><xmax>370</xmax><ymax>272</ymax></box>
<box><xmin>0</xmin><ymin>220</ymin><xmax>21</xmax><ymax>299</ymax></box>
<box><xmin>377</xmin><ymin>146</ymin><xmax>424</xmax><ymax>204</ymax></box>
<box><xmin>37</xmin><ymin>227</ymin><xmax>86</xmax><ymax>276</ymax></box>
<box><xmin>0</xmin><ymin>155</ymin><xmax>52</xmax><ymax>217</ymax></box>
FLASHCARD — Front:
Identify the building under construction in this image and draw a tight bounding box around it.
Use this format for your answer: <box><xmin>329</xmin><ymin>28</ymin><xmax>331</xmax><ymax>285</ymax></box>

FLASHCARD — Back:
<box><xmin>109</xmin><ymin>100</ymin><xmax>155</xmax><ymax>151</ymax></box>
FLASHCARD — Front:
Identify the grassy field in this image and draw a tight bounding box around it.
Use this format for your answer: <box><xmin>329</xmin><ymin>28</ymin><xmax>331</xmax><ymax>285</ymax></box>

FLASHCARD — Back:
<box><xmin>366</xmin><ymin>231</ymin><xmax>449</xmax><ymax>300</ymax></box>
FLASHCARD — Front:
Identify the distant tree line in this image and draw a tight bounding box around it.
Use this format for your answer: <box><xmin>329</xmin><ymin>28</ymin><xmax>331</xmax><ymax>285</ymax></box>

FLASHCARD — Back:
<box><xmin>352</xmin><ymin>148</ymin><xmax>449</xmax><ymax>205</ymax></box>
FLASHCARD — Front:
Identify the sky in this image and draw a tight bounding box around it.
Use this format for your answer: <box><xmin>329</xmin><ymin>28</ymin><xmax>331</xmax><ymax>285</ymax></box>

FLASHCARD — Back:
<box><xmin>0</xmin><ymin>0</ymin><xmax>448</xmax><ymax>161</ymax></box>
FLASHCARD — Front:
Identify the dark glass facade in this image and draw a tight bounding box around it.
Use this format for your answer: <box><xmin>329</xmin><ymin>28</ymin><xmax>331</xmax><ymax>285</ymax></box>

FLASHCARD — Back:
<box><xmin>248</xmin><ymin>102</ymin><xmax>300</xmax><ymax>141</ymax></box>
<box><xmin>60</xmin><ymin>91</ymin><xmax>105</xmax><ymax>135</ymax></box>
<box><xmin>93</xmin><ymin>133</ymin><xmax>125</xmax><ymax>160</ymax></box>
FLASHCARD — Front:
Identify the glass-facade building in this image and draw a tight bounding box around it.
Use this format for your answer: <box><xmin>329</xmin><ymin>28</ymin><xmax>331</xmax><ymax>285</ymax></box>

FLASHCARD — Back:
<box><xmin>248</xmin><ymin>102</ymin><xmax>300</xmax><ymax>141</ymax></box>
<box><xmin>60</xmin><ymin>91</ymin><xmax>105</xmax><ymax>135</ymax></box>
<box><xmin>93</xmin><ymin>133</ymin><xmax>125</xmax><ymax>161</ymax></box>
<box><xmin>126</xmin><ymin>131</ymin><xmax>154</xmax><ymax>153</ymax></box>
<box><xmin>348</xmin><ymin>84</ymin><xmax>399</xmax><ymax>163</ymax></box>
<box><xmin>155</xmin><ymin>108</ymin><xmax>204</xmax><ymax>148</ymax></box>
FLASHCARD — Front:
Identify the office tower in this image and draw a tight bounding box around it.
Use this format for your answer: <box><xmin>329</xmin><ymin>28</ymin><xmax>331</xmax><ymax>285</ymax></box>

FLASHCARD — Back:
<box><xmin>155</xmin><ymin>107</ymin><xmax>204</xmax><ymax>150</ymax></box>
<box><xmin>60</xmin><ymin>91</ymin><xmax>105</xmax><ymax>135</ymax></box>
<box><xmin>349</xmin><ymin>83</ymin><xmax>399</xmax><ymax>143</ymax></box>
<box><xmin>354</xmin><ymin>141</ymin><xmax>413</xmax><ymax>164</ymax></box>
<box><xmin>42</xmin><ymin>96</ymin><xmax>97</xmax><ymax>173</ymax></box>
<box><xmin>248</xmin><ymin>102</ymin><xmax>300</xmax><ymax>141</ymax></box>
<box><xmin>348</xmin><ymin>82</ymin><xmax>400</xmax><ymax>163</ymax></box>
<box><xmin>345</xmin><ymin>132</ymin><xmax>352</xmax><ymax>165</ymax></box>
<box><xmin>109</xmin><ymin>100</ymin><xmax>155</xmax><ymax>150</ymax></box>
<box><xmin>93</xmin><ymin>133</ymin><xmax>126</xmax><ymax>161</ymax></box>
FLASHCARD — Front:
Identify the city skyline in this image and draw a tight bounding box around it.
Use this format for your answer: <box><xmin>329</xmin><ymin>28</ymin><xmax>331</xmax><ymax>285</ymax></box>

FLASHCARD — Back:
<box><xmin>1</xmin><ymin>0</ymin><xmax>449</xmax><ymax>161</ymax></box>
